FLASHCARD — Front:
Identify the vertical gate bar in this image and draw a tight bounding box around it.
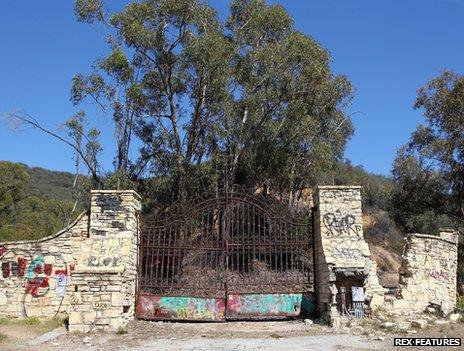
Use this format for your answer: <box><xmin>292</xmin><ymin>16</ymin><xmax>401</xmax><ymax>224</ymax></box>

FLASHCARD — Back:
<box><xmin>154</xmin><ymin>227</ymin><xmax>161</xmax><ymax>288</ymax></box>
<box><xmin>269</xmin><ymin>217</ymin><xmax>279</xmax><ymax>278</ymax></box>
<box><xmin>178</xmin><ymin>223</ymin><xmax>183</xmax><ymax>287</ymax></box>
<box><xmin>164</xmin><ymin>229</ymin><xmax>172</xmax><ymax>286</ymax></box>
<box><xmin>147</xmin><ymin>227</ymin><xmax>153</xmax><ymax>288</ymax></box>
<box><xmin>279</xmin><ymin>220</ymin><xmax>283</xmax><ymax>277</ymax></box>
<box><xmin>241</xmin><ymin>202</ymin><xmax>245</xmax><ymax>286</ymax></box>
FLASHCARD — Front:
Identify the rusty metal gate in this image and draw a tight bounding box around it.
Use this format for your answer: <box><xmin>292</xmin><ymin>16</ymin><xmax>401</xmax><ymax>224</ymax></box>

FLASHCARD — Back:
<box><xmin>136</xmin><ymin>187</ymin><xmax>315</xmax><ymax>321</ymax></box>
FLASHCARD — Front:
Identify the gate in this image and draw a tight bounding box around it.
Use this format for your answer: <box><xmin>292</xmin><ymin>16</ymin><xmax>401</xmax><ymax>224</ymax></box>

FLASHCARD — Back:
<box><xmin>136</xmin><ymin>187</ymin><xmax>315</xmax><ymax>321</ymax></box>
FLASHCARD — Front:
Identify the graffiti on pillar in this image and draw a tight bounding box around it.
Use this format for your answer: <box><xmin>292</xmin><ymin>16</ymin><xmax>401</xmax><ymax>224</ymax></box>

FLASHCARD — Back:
<box><xmin>88</xmin><ymin>238</ymin><xmax>126</xmax><ymax>267</ymax></box>
<box><xmin>322</xmin><ymin>210</ymin><xmax>361</xmax><ymax>236</ymax></box>
<box><xmin>320</xmin><ymin>189</ymin><xmax>359</xmax><ymax>201</ymax></box>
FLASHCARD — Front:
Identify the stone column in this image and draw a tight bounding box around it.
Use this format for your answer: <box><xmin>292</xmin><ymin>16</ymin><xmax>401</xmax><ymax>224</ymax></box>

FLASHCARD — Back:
<box><xmin>397</xmin><ymin>229</ymin><xmax>459</xmax><ymax>315</ymax></box>
<box><xmin>313</xmin><ymin>186</ymin><xmax>385</xmax><ymax>327</ymax></box>
<box><xmin>69</xmin><ymin>190</ymin><xmax>141</xmax><ymax>332</ymax></box>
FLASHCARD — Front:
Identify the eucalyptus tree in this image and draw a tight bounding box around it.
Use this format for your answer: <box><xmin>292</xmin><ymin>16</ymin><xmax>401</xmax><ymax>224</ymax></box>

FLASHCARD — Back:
<box><xmin>74</xmin><ymin>0</ymin><xmax>355</xmax><ymax>203</ymax></box>
<box><xmin>392</xmin><ymin>70</ymin><xmax>464</xmax><ymax>292</ymax></box>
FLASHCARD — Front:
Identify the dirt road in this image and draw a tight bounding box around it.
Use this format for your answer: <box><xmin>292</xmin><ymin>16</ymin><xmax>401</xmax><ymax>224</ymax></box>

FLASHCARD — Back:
<box><xmin>1</xmin><ymin>319</ymin><xmax>463</xmax><ymax>351</ymax></box>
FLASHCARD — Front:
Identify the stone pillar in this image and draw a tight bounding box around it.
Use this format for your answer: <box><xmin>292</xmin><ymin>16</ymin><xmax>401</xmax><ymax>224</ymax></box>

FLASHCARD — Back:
<box><xmin>397</xmin><ymin>230</ymin><xmax>459</xmax><ymax>315</ymax></box>
<box><xmin>69</xmin><ymin>190</ymin><xmax>141</xmax><ymax>332</ymax></box>
<box><xmin>313</xmin><ymin>186</ymin><xmax>385</xmax><ymax>326</ymax></box>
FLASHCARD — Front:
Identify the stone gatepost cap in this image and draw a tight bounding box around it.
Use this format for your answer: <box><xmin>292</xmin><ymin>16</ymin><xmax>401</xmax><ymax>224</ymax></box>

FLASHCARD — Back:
<box><xmin>90</xmin><ymin>189</ymin><xmax>142</xmax><ymax>201</ymax></box>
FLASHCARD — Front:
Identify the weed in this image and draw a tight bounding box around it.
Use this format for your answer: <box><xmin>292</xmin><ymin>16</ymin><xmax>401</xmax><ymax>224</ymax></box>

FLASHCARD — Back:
<box><xmin>116</xmin><ymin>327</ymin><xmax>128</xmax><ymax>335</ymax></box>
<box><xmin>0</xmin><ymin>332</ymin><xmax>8</xmax><ymax>342</ymax></box>
<box><xmin>457</xmin><ymin>296</ymin><xmax>464</xmax><ymax>310</ymax></box>
<box><xmin>0</xmin><ymin>316</ymin><xmax>13</xmax><ymax>325</ymax></box>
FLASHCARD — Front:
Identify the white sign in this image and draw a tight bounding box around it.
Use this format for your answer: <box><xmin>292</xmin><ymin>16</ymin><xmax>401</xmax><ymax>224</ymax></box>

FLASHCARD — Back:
<box><xmin>351</xmin><ymin>287</ymin><xmax>364</xmax><ymax>302</ymax></box>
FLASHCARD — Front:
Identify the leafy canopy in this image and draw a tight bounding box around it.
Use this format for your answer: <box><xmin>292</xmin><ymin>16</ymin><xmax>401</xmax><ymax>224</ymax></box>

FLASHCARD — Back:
<box><xmin>71</xmin><ymin>0</ymin><xmax>354</xmax><ymax>204</ymax></box>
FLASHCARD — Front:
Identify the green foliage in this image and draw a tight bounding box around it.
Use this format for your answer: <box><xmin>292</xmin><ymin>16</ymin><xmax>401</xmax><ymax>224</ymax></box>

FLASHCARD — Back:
<box><xmin>71</xmin><ymin>0</ymin><xmax>355</xmax><ymax>205</ymax></box>
<box><xmin>116</xmin><ymin>327</ymin><xmax>128</xmax><ymax>335</ymax></box>
<box><xmin>392</xmin><ymin>70</ymin><xmax>464</xmax><ymax>291</ymax></box>
<box><xmin>0</xmin><ymin>161</ymin><xmax>81</xmax><ymax>242</ymax></box>
<box><xmin>457</xmin><ymin>295</ymin><xmax>464</xmax><ymax>310</ymax></box>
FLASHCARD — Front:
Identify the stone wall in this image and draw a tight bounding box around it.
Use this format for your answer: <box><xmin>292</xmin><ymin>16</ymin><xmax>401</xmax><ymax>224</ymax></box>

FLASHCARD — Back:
<box><xmin>396</xmin><ymin>230</ymin><xmax>459</xmax><ymax>315</ymax></box>
<box><xmin>0</xmin><ymin>190</ymin><xmax>141</xmax><ymax>332</ymax></box>
<box><xmin>313</xmin><ymin>186</ymin><xmax>385</xmax><ymax>326</ymax></box>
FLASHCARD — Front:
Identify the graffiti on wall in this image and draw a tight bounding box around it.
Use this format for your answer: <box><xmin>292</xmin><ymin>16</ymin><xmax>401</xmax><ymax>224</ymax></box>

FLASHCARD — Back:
<box><xmin>322</xmin><ymin>210</ymin><xmax>361</xmax><ymax>236</ymax></box>
<box><xmin>0</xmin><ymin>246</ymin><xmax>73</xmax><ymax>317</ymax></box>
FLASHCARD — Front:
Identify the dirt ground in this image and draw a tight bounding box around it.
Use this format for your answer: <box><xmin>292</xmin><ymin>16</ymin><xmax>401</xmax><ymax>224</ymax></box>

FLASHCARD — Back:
<box><xmin>0</xmin><ymin>319</ymin><xmax>463</xmax><ymax>351</ymax></box>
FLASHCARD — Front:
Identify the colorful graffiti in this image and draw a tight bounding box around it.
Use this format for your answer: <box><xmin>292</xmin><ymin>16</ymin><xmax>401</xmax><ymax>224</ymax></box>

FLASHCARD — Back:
<box><xmin>136</xmin><ymin>295</ymin><xmax>225</xmax><ymax>321</ymax></box>
<box><xmin>136</xmin><ymin>293</ymin><xmax>315</xmax><ymax>321</ymax></box>
<box><xmin>226</xmin><ymin>293</ymin><xmax>303</xmax><ymax>319</ymax></box>
<box><xmin>428</xmin><ymin>270</ymin><xmax>450</xmax><ymax>282</ymax></box>
<box><xmin>0</xmin><ymin>246</ymin><xmax>72</xmax><ymax>317</ymax></box>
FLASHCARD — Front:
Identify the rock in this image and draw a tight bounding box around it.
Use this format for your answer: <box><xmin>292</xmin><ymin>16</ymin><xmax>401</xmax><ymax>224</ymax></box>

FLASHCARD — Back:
<box><xmin>380</xmin><ymin>322</ymin><xmax>395</xmax><ymax>329</ymax></box>
<box><xmin>377</xmin><ymin>336</ymin><xmax>385</xmax><ymax>341</ymax></box>
<box><xmin>27</xmin><ymin>328</ymin><xmax>65</xmax><ymax>346</ymax></box>
<box><xmin>449</xmin><ymin>313</ymin><xmax>461</xmax><ymax>323</ymax></box>
<box><xmin>434</xmin><ymin>320</ymin><xmax>449</xmax><ymax>326</ymax></box>
<box><xmin>304</xmin><ymin>319</ymin><xmax>313</xmax><ymax>326</ymax></box>
<box><xmin>83</xmin><ymin>336</ymin><xmax>91</xmax><ymax>344</ymax></box>
<box><xmin>426</xmin><ymin>306</ymin><xmax>436</xmax><ymax>314</ymax></box>
<box><xmin>411</xmin><ymin>319</ymin><xmax>428</xmax><ymax>329</ymax></box>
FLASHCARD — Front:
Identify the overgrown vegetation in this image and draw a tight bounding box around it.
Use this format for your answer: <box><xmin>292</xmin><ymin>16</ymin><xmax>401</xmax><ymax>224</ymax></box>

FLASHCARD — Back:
<box><xmin>0</xmin><ymin>161</ymin><xmax>83</xmax><ymax>242</ymax></box>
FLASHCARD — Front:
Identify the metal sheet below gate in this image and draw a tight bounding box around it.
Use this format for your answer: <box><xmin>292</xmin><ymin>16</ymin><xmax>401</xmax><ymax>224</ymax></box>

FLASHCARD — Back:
<box><xmin>136</xmin><ymin>293</ymin><xmax>316</xmax><ymax>321</ymax></box>
<box><xmin>226</xmin><ymin>293</ymin><xmax>303</xmax><ymax>319</ymax></box>
<box><xmin>136</xmin><ymin>294</ymin><xmax>226</xmax><ymax>321</ymax></box>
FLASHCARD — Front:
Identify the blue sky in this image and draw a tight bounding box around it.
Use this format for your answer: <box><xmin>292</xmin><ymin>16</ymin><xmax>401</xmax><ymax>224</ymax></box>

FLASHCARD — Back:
<box><xmin>1</xmin><ymin>0</ymin><xmax>463</xmax><ymax>176</ymax></box>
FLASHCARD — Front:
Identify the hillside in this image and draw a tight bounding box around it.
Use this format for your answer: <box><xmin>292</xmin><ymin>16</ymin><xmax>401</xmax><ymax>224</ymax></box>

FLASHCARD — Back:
<box><xmin>24</xmin><ymin>164</ymin><xmax>77</xmax><ymax>201</ymax></box>
<box><xmin>0</xmin><ymin>161</ymin><xmax>83</xmax><ymax>242</ymax></box>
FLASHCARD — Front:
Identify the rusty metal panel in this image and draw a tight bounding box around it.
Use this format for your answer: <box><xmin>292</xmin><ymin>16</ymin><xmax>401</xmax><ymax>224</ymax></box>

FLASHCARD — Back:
<box><xmin>136</xmin><ymin>294</ymin><xmax>225</xmax><ymax>321</ymax></box>
<box><xmin>226</xmin><ymin>293</ymin><xmax>303</xmax><ymax>319</ymax></box>
<box><xmin>137</xmin><ymin>186</ymin><xmax>314</xmax><ymax>321</ymax></box>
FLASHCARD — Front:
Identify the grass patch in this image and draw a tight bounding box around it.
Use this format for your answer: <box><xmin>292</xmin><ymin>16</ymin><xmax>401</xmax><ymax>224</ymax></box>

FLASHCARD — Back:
<box><xmin>0</xmin><ymin>316</ymin><xmax>13</xmax><ymax>325</ymax></box>
<box><xmin>0</xmin><ymin>332</ymin><xmax>8</xmax><ymax>342</ymax></box>
<box><xmin>116</xmin><ymin>327</ymin><xmax>128</xmax><ymax>335</ymax></box>
<box><xmin>0</xmin><ymin>316</ymin><xmax>64</xmax><ymax>333</ymax></box>
<box><xmin>457</xmin><ymin>296</ymin><xmax>464</xmax><ymax>310</ymax></box>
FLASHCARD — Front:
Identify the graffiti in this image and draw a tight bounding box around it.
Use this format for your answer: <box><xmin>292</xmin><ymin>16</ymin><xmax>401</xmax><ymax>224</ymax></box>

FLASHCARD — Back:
<box><xmin>323</xmin><ymin>210</ymin><xmax>361</xmax><ymax>236</ymax></box>
<box><xmin>88</xmin><ymin>238</ymin><xmax>126</xmax><ymax>267</ymax></box>
<box><xmin>428</xmin><ymin>270</ymin><xmax>449</xmax><ymax>282</ymax></box>
<box><xmin>330</xmin><ymin>247</ymin><xmax>364</xmax><ymax>261</ymax></box>
<box><xmin>227</xmin><ymin>294</ymin><xmax>302</xmax><ymax>318</ymax></box>
<box><xmin>25</xmin><ymin>256</ymin><xmax>51</xmax><ymax>297</ymax></box>
<box><xmin>0</xmin><ymin>246</ymin><xmax>72</xmax><ymax>317</ymax></box>
<box><xmin>0</xmin><ymin>245</ymin><xmax>7</xmax><ymax>257</ymax></box>
<box><xmin>95</xmin><ymin>194</ymin><xmax>121</xmax><ymax>212</ymax></box>
<box><xmin>321</xmin><ymin>189</ymin><xmax>359</xmax><ymax>201</ymax></box>
<box><xmin>136</xmin><ymin>295</ymin><xmax>225</xmax><ymax>321</ymax></box>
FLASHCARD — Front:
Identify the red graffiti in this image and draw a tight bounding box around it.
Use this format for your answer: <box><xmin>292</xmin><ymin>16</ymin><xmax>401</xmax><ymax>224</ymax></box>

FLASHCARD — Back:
<box><xmin>2</xmin><ymin>262</ymin><xmax>10</xmax><ymax>278</ymax></box>
<box><xmin>0</xmin><ymin>246</ymin><xmax>7</xmax><ymax>257</ymax></box>
<box><xmin>17</xmin><ymin>257</ymin><xmax>27</xmax><ymax>277</ymax></box>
